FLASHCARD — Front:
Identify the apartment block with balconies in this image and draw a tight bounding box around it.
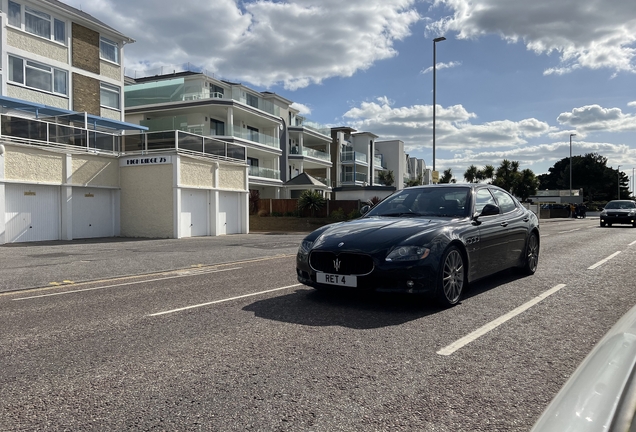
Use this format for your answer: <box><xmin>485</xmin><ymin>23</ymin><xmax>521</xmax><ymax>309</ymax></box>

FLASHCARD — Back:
<box><xmin>124</xmin><ymin>72</ymin><xmax>288</xmax><ymax>198</ymax></box>
<box><xmin>285</xmin><ymin>110</ymin><xmax>332</xmax><ymax>198</ymax></box>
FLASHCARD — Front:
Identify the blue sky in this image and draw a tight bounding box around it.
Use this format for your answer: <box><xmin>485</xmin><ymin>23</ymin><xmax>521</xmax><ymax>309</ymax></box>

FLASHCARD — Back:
<box><xmin>66</xmin><ymin>0</ymin><xmax>636</xmax><ymax>181</ymax></box>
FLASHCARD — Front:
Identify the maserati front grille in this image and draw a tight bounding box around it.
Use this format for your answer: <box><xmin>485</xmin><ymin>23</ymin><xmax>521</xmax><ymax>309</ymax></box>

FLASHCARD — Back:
<box><xmin>309</xmin><ymin>251</ymin><xmax>374</xmax><ymax>276</ymax></box>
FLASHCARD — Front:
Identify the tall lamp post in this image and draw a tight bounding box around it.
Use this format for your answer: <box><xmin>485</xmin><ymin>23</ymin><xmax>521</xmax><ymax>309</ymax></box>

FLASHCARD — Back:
<box><xmin>569</xmin><ymin>134</ymin><xmax>575</xmax><ymax>197</ymax></box>
<box><xmin>432</xmin><ymin>36</ymin><xmax>446</xmax><ymax>174</ymax></box>
<box><xmin>618</xmin><ymin>165</ymin><xmax>622</xmax><ymax>199</ymax></box>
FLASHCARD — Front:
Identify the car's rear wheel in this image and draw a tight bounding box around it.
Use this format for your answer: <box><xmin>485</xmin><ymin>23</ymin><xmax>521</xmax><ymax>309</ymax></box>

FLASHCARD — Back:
<box><xmin>436</xmin><ymin>246</ymin><xmax>465</xmax><ymax>307</ymax></box>
<box><xmin>518</xmin><ymin>232</ymin><xmax>539</xmax><ymax>275</ymax></box>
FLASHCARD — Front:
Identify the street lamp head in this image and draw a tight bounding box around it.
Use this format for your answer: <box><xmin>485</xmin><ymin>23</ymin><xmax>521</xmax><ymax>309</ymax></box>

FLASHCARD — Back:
<box><xmin>434</xmin><ymin>37</ymin><xmax>446</xmax><ymax>43</ymax></box>
<box><xmin>570</xmin><ymin>133</ymin><xmax>576</xmax><ymax>138</ymax></box>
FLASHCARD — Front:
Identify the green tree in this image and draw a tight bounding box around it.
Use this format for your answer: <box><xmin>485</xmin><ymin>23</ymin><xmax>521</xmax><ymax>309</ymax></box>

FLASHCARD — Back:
<box><xmin>378</xmin><ymin>170</ymin><xmax>395</xmax><ymax>186</ymax></box>
<box><xmin>538</xmin><ymin>153</ymin><xmax>627</xmax><ymax>201</ymax></box>
<box><xmin>297</xmin><ymin>190</ymin><xmax>325</xmax><ymax>217</ymax></box>
<box><xmin>492</xmin><ymin>159</ymin><xmax>520</xmax><ymax>192</ymax></box>
<box><xmin>439</xmin><ymin>168</ymin><xmax>455</xmax><ymax>183</ymax></box>
<box><xmin>482</xmin><ymin>165</ymin><xmax>495</xmax><ymax>183</ymax></box>
<box><xmin>463</xmin><ymin>165</ymin><xmax>479</xmax><ymax>183</ymax></box>
<box><xmin>405</xmin><ymin>174</ymin><xmax>423</xmax><ymax>187</ymax></box>
<box><xmin>514</xmin><ymin>169</ymin><xmax>539</xmax><ymax>202</ymax></box>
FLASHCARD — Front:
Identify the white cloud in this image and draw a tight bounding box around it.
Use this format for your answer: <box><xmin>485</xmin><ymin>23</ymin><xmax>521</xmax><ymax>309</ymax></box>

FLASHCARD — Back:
<box><xmin>557</xmin><ymin>105</ymin><xmax>636</xmax><ymax>133</ymax></box>
<box><xmin>65</xmin><ymin>0</ymin><xmax>421</xmax><ymax>90</ymax></box>
<box><xmin>421</xmin><ymin>61</ymin><xmax>462</xmax><ymax>74</ymax></box>
<box><xmin>428</xmin><ymin>0</ymin><xmax>636</xmax><ymax>75</ymax></box>
<box><xmin>290</xmin><ymin>102</ymin><xmax>312</xmax><ymax>115</ymax></box>
<box><xmin>628</xmin><ymin>101</ymin><xmax>636</xmax><ymax>107</ymax></box>
<box><xmin>342</xmin><ymin>97</ymin><xmax>553</xmax><ymax>152</ymax></box>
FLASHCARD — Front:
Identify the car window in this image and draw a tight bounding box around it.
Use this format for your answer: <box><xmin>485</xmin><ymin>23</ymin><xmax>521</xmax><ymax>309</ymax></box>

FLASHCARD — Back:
<box><xmin>474</xmin><ymin>189</ymin><xmax>496</xmax><ymax>214</ymax></box>
<box><xmin>491</xmin><ymin>189</ymin><xmax>517</xmax><ymax>213</ymax></box>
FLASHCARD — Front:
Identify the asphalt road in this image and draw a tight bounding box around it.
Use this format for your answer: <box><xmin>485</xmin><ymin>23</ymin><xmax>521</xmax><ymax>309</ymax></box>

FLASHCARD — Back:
<box><xmin>1</xmin><ymin>217</ymin><xmax>635</xmax><ymax>431</ymax></box>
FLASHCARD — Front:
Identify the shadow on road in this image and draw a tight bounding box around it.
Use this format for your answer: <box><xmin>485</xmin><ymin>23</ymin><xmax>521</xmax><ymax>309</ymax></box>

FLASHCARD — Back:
<box><xmin>243</xmin><ymin>288</ymin><xmax>443</xmax><ymax>329</ymax></box>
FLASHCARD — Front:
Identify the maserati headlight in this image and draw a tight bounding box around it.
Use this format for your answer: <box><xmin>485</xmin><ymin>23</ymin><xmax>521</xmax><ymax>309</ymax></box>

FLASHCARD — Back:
<box><xmin>386</xmin><ymin>246</ymin><xmax>430</xmax><ymax>262</ymax></box>
<box><xmin>297</xmin><ymin>240</ymin><xmax>314</xmax><ymax>256</ymax></box>
<box><xmin>601</xmin><ymin>211</ymin><xmax>607</xmax><ymax>216</ymax></box>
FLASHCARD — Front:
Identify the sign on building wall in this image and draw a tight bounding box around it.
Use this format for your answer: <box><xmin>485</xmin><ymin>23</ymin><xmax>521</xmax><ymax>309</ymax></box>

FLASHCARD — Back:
<box><xmin>120</xmin><ymin>156</ymin><xmax>172</xmax><ymax>167</ymax></box>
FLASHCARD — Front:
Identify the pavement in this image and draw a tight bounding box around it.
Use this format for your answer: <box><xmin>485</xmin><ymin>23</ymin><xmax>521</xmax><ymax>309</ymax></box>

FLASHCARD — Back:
<box><xmin>0</xmin><ymin>214</ymin><xmax>598</xmax><ymax>295</ymax></box>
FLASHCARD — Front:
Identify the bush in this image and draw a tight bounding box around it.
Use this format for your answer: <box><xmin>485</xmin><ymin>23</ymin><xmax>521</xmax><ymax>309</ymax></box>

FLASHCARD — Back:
<box><xmin>271</xmin><ymin>211</ymin><xmax>283</xmax><ymax>217</ymax></box>
<box><xmin>330</xmin><ymin>208</ymin><xmax>347</xmax><ymax>221</ymax></box>
<box><xmin>297</xmin><ymin>190</ymin><xmax>326</xmax><ymax>217</ymax></box>
<box><xmin>348</xmin><ymin>209</ymin><xmax>361</xmax><ymax>220</ymax></box>
<box><xmin>368</xmin><ymin>196</ymin><xmax>382</xmax><ymax>206</ymax></box>
<box><xmin>257</xmin><ymin>209</ymin><xmax>269</xmax><ymax>217</ymax></box>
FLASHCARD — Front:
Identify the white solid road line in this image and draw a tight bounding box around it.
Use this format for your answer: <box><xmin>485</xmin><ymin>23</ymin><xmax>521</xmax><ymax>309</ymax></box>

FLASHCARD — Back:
<box><xmin>587</xmin><ymin>251</ymin><xmax>622</xmax><ymax>270</ymax></box>
<box><xmin>149</xmin><ymin>284</ymin><xmax>304</xmax><ymax>316</ymax></box>
<box><xmin>12</xmin><ymin>268</ymin><xmax>242</xmax><ymax>301</ymax></box>
<box><xmin>437</xmin><ymin>284</ymin><xmax>567</xmax><ymax>356</ymax></box>
<box><xmin>630</xmin><ymin>240</ymin><xmax>636</xmax><ymax>246</ymax></box>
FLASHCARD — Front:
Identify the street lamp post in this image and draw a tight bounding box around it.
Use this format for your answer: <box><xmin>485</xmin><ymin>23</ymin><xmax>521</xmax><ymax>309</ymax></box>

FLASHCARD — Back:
<box><xmin>618</xmin><ymin>165</ymin><xmax>622</xmax><ymax>199</ymax></box>
<box><xmin>569</xmin><ymin>134</ymin><xmax>575</xmax><ymax>197</ymax></box>
<box><xmin>432</xmin><ymin>36</ymin><xmax>446</xmax><ymax>174</ymax></box>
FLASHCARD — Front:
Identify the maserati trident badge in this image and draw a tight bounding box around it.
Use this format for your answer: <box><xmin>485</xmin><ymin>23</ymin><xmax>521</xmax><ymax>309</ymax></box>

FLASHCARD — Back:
<box><xmin>333</xmin><ymin>258</ymin><xmax>341</xmax><ymax>272</ymax></box>
<box><xmin>338</xmin><ymin>242</ymin><xmax>344</xmax><ymax>247</ymax></box>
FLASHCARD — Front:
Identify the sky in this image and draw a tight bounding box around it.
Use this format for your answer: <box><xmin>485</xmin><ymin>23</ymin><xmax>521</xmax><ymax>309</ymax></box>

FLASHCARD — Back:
<box><xmin>66</xmin><ymin>0</ymin><xmax>636</xmax><ymax>182</ymax></box>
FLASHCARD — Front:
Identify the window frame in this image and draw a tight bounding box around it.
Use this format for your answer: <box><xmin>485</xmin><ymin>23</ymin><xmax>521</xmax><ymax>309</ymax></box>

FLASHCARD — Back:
<box><xmin>8</xmin><ymin>55</ymin><xmax>68</xmax><ymax>96</ymax></box>
<box><xmin>490</xmin><ymin>189</ymin><xmax>518</xmax><ymax>214</ymax></box>
<box><xmin>99</xmin><ymin>36</ymin><xmax>119</xmax><ymax>64</ymax></box>
<box><xmin>100</xmin><ymin>82</ymin><xmax>121</xmax><ymax>110</ymax></box>
<box><xmin>8</xmin><ymin>1</ymin><xmax>66</xmax><ymax>44</ymax></box>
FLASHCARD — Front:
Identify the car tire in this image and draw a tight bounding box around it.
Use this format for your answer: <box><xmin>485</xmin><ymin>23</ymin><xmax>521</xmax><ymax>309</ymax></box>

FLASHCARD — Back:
<box><xmin>436</xmin><ymin>245</ymin><xmax>465</xmax><ymax>307</ymax></box>
<box><xmin>518</xmin><ymin>232</ymin><xmax>539</xmax><ymax>275</ymax></box>
<box><xmin>608</xmin><ymin>223</ymin><xmax>612</xmax><ymax>227</ymax></box>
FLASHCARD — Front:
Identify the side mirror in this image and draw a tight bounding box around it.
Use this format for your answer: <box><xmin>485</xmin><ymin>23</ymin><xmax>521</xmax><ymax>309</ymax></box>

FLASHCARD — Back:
<box><xmin>478</xmin><ymin>203</ymin><xmax>500</xmax><ymax>217</ymax></box>
<box><xmin>360</xmin><ymin>205</ymin><xmax>371</xmax><ymax>215</ymax></box>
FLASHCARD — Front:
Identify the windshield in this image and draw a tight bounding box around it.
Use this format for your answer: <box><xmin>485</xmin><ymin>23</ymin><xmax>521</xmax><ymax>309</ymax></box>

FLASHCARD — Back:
<box><xmin>365</xmin><ymin>187</ymin><xmax>470</xmax><ymax>218</ymax></box>
<box><xmin>605</xmin><ymin>201</ymin><xmax>636</xmax><ymax>210</ymax></box>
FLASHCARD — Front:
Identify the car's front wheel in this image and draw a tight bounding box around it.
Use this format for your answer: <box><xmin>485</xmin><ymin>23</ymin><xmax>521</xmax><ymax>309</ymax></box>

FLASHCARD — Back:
<box><xmin>436</xmin><ymin>246</ymin><xmax>465</xmax><ymax>307</ymax></box>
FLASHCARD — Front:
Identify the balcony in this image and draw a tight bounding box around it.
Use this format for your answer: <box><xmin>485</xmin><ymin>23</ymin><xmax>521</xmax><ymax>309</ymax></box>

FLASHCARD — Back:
<box><xmin>248</xmin><ymin>166</ymin><xmax>280</xmax><ymax>180</ymax></box>
<box><xmin>1</xmin><ymin>115</ymin><xmax>121</xmax><ymax>153</ymax></box>
<box><xmin>341</xmin><ymin>151</ymin><xmax>368</xmax><ymax>164</ymax></box>
<box><xmin>302</xmin><ymin>147</ymin><xmax>331</xmax><ymax>161</ymax></box>
<box><xmin>0</xmin><ymin>114</ymin><xmax>247</xmax><ymax>163</ymax></box>
<box><xmin>233</xmin><ymin>128</ymin><xmax>279</xmax><ymax>149</ymax></box>
<box><xmin>340</xmin><ymin>171</ymin><xmax>368</xmax><ymax>183</ymax></box>
<box><xmin>374</xmin><ymin>155</ymin><xmax>385</xmax><ymax>169</ymax></box>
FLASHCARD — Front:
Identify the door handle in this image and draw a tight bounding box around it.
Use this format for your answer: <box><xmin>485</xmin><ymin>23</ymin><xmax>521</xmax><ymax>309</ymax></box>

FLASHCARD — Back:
<box><xmin>500</xmin><ymin>222</ymin><xmax>508</xmax><ymax>227</ymax></box>
<box><xmin>523</xmin><ymin>217</ymin><xmax>529</xmax><ymax>222</ymax></box>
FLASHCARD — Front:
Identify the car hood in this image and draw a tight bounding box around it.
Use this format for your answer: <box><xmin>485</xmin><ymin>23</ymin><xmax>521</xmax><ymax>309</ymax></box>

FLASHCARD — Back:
<box><xmin>311</xmin><ymin>216</ymin><xmax>451</xmax><ymax>253</ymax></box>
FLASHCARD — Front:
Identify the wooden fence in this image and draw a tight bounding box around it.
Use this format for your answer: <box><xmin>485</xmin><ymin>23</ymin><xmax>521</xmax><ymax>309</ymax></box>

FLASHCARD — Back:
<box><xmin>256</xmin><ymin>199</ymin><xmax>362</xmax><ymax>218</ymax></box>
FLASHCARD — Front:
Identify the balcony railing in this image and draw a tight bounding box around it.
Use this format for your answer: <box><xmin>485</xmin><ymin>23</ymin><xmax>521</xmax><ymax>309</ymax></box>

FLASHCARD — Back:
<box><xmin>1</xmin><ymin>115</ymin><xmax>121</xmax><ymax>153</ymax></box>
<box><xmin>248</xmin><ymin>166</ymin><xmax>280</xmax><ymax>180</ymax></box>
<box><xmin>341</xmin><ymin>151</ymin><xmax>367</xmax><ymax>164</ymax></box>
<box><xmin>302</xmin><ymin>147</ymin><xmax>331</xmax><ymax>161</ymax></box>
<box><xmin>340</xmin><ymin>172</ymin><xmax>368</xmax><ymax>183</ymax></box>
<box><xmin>233</xmin><ymin>128</ymin><xmax>279</xmax><ymax>148</ymax></box>
<box><xmin>374</xmin><ymin>155</ymin><xmax>385</xmax><ymax>169</ymax></box>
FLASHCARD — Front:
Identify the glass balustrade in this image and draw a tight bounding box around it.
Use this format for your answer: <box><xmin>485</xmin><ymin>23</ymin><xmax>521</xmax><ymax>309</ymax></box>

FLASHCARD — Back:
<box><xmin>340</xmin><ymin>172</ymin><xmax>368</xmax><ymax>183</ymax></box>
<box><xmin>248</xmin><ymin>166</ymin><xmax>280</xmax><ymax>180</ymax></box>
<box><xmin>302</xmin><ymin>147</ymin><xmax>330</xmax><ymax>161</ymax></box>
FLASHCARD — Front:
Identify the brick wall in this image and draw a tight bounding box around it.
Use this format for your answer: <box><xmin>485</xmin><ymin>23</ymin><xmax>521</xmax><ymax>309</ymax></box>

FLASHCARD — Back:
<box><xmin>72</xmin><ymin>73</ymin><xmax>100</xmax><ymax>115</ymax></box>
<box><xmin>72</xmin><ymin>23</ymin><xmax>100</xmax><ymax>74</ymax></box>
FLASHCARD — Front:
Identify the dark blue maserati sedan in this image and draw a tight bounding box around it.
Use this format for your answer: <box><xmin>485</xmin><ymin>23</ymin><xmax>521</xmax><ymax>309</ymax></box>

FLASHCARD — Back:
<box><xmin>296</xmin><ymin>184</ymin><xmax>540</xmax><ymax>307</ymax></box>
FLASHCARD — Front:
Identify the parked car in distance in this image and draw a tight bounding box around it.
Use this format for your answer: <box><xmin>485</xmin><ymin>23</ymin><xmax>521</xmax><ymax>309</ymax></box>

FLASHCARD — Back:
<box><xmin>296</xmin><ymin>184</ymin><xmax>540</xmax><ymax>307</ymax></box>
<box><xmin>531</xmin><ymin>303</ymin><xmax>636</xmax><ymax>432</ymax></box>
<box><xmin>599</xmin><ymin>200</ymin><xmax>636</xmax><ymax>227</ymax></box>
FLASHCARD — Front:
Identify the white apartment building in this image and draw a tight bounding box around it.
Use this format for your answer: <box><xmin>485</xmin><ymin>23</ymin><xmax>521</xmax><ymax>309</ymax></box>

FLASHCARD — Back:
<box><xmin>0</xmin><ymin>0</ymin><xmax>249</xmax><ymax>244</ymax></box>
<box><xmin>285</xmin><ymin>111</ymin><xmax>332</xmax><ymax>198</ymax></box>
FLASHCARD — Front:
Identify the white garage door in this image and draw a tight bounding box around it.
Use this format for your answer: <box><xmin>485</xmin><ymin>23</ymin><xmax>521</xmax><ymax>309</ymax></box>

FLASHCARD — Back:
<box><xmin>72</xmin><ymin>188</ymin><xmax>115</xmax><ymax>239</ymax></box>
<box><xmin>181</xmin><ymin>190</ymin><xmax>209</xmax><ymax>237</ymax></box>
<box><xmin>5</xmin><ymin>184</ymin><xmax>60</xmax><ymax>243</ymax></box>
<box><xmin>219</xmin><ymin>192</ymin><xmax>240</xmax><ymax>235</ymax></box>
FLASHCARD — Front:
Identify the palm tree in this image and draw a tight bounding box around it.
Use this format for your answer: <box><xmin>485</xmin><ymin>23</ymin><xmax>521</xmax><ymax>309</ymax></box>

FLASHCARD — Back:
<box><xmin>482</xmin><ymin>165</ymin><xmax>495</xmax><ymax>183</ymax></box>
<box><xmin>297</xmin><ymin>190</ymin><xmax>325</xmax><ymax>217</ymax></box>
<box><xmin>378</xmin><ymin>170</ymin><xmax>395</xmax><ymax>186</ymax></box>
<box><xmin>464</xmin><ymin>165</ymin><xmax>479</xmax><ymax>183</ymax></box>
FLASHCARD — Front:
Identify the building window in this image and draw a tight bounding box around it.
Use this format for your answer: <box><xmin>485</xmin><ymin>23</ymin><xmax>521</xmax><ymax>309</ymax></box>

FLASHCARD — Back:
<box><xmin>100</xmin><ymin>37</ymin><xmax>119</xmax><ymax>64</ymax></box>
<box><xmin>100</xmin><ymin>83</ymin><xmax>120</xmax><ymax>109</ymax></box>
<box><xmin>246</xmin><ymin>93</ymin><xmax>258</xmax><ymax>109</ymax></box>
<box><xmin>8</xmin><ymin>2</ymin><xmax>66</xmax><ymax>44</ymax></box>
<box><xmin>8</xmin><ymin>1</ymin><xmax>21</xmax><ymax>27</ymax></box>
<box><xmin>210</xmin><ymin>119</ymin><xmax>225</xmax><ymax>136</ymax></box>
<box><xmin>8</xmin><ymin>55</ymin><xmax>67</xmax><ymax>96</ymax></box>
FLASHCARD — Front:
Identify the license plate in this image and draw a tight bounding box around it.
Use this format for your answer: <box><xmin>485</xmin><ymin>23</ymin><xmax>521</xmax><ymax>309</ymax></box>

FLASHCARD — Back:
<box><xmin>316</xmin><ymin>272</ymin><xmax>357</xmax><ymax>287</ymax></box>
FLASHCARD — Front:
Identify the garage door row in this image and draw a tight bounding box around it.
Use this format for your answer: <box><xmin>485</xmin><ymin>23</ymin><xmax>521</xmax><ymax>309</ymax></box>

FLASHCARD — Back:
<box><xmin>3</xmin><ymin>185</ymin><xmax>243</xmax><ymax>243</ymax></box>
